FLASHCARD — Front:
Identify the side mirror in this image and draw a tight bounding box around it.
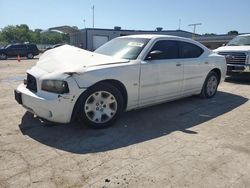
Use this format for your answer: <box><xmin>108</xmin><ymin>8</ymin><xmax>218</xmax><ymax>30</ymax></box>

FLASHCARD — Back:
<box><xmin>146</xmin><ymin>50</ymin><xmax>163</xmax><ymax>60</ymax></box>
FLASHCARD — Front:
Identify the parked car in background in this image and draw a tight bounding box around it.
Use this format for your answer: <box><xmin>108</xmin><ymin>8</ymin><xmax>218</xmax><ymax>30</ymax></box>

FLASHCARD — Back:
<box><xmin>214</xmin><ymin>34</ymin><xmax>250</xmax><ymax>74</ymax></box>
<box><xmin>43</xmin><ymin>43</ymin><xmax>65</xmax><ymax>52</ymax></box>
<box><xmin>15</xmin><ymin>35</ymin><xmax>226</xmax><ymax>128</ymax></box>
<box><xmin>0</xmin><ymin>43</ymin><xmax>39</xmax><ymax>60</ymax></box>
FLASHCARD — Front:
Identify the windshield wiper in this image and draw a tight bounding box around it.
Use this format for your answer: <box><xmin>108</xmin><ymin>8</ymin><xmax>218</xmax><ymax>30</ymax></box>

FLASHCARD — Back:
<box><xmin>227</xmin><ymin>44</ymin><xmax>239</xmax><ymax>46</ymax></box>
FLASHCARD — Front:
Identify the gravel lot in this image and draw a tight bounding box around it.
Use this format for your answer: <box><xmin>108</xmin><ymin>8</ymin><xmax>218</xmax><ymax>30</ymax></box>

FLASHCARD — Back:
<box><xmin>0</xmin><ymin>58</ymin><xmax>250</xmax><ymax>188</ymax></box>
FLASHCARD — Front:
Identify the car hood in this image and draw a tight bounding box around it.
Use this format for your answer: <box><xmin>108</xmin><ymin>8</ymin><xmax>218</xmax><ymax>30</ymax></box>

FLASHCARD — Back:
<box><xmin>214</xmin><ymin>46</ymin><xmax>250</xmax><ymax>53</ymax></box>
<box><xmin>36</xmin><ymin>45</ymin><xmax>129</xmax><ymax>73</ymax></box>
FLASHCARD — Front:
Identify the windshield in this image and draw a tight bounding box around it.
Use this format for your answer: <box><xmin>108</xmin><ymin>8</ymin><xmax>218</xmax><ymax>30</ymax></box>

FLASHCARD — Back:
<box><xmin>227</xmin><ymin>35</ymin><xmax>250</xmax><ymax>46</ymax></box>
<box><xmin>94</xmin><ymin>37</ymin><xmax>150</xmax><ymax>60</ymax></box>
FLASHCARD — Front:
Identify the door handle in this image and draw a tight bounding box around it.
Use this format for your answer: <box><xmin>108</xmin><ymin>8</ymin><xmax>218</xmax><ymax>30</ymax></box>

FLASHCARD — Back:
<box><xmin>176</xmin><ymin>63</ymin><xmax>182</xmax><ymax>67</ymax></box>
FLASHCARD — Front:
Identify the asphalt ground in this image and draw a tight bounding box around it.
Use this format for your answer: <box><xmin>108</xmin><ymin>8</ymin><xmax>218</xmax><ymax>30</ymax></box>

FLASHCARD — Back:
<box><xmin>0</xmin><ymin>58</ymin><xmax>250</xmax><ymax>188</ymax></box>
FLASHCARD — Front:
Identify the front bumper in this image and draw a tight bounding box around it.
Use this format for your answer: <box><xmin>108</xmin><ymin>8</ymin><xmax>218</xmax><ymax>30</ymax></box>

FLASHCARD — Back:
<box><xmin>15</xmin><ymin>83</ymin><xmax>84</xmax><ymax>123</ymax></box>
<box><xmin>227</xmin><ymin>64</ymin><xmax>250</xmax><ymax>73</ymax></box>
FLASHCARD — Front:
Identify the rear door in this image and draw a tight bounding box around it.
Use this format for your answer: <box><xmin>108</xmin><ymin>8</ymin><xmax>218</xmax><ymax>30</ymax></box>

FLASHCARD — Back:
<box><xmin>28</xmin><ymin>44</ymin><xmax>39</xmax><ymax>55</ymax></box>
<box><xmin>18</xmin><ymin>44</ymin><xmax>27</xmax><ymax>56</ymax></box>
<box><xmin>178</xmin><ymin>41</ymin><xmax>209</xmax><ymax>95</ymax></box>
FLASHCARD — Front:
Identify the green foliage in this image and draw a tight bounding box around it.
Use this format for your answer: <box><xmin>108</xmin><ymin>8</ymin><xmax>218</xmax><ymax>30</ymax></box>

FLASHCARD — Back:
<box><xmin>0</xmin><ymin>24</ymin><xmax>70</xmax><ymax>44</ymax></box>
<box><xmin>203</xmin><ymin>33</ymin><xmax>217</xmax><ymax>36</ymax></box>
<box><xmin>228</xmin><ymin>30</ymin><xmax>239</xmax><ymax>35</ymax></box>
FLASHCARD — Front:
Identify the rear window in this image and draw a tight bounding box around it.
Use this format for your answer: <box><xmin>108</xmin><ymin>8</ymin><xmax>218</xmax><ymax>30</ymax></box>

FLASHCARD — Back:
<box><xmin>27</xmin><ymin>44</ymin><xmax>38</xmax><ymax>50</ymax></box>
<box><xmin>179</xmin><ymin>41</ymin><xmax>204</xmax><ymax>58</ymax></box>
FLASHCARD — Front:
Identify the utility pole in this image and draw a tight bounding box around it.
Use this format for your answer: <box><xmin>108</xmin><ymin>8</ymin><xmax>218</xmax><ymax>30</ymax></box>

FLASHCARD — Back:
<box><xmin>188</xmin><ymin>23</ymin><xmax>202</xmax><ymax>39</ymax></box>
<box><xmin>83</xmin><ymin>19</ymin><xmax>86</xmax><ymax>28</ymax></box>
<box><xmin>178</xmin><ymin>19</ymin><xmax>181</xmax><ymax>30</ymax></box>
<box><xmin>92</xmin><ymin>5</ymin><xmax>95</xmax><ymax>28</ymax></box>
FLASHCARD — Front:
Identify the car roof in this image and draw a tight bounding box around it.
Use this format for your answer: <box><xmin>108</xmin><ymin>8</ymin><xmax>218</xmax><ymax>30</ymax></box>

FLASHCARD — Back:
<box><xmin>119</xmin><ymin>34</ymin><xmax>206</xmax><ymax>49</ymax></box>
<box><xmin>239</xmin><ymin>34</ymin><xmax>250</xmax><ymax>37</ymax></box>
<box><xmin>120</xmin><ymin>34</ymin><xmax>187</xmax><ymax>40</ymax></box>
<box><xmin>8</xmin><ymin>43</ymin><xmax>35</xmax><ymax>46</ymax></box>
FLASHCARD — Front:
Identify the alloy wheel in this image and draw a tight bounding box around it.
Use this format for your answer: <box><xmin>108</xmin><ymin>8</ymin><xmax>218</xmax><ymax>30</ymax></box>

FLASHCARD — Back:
<box><xmin>206</xmin><ymin>75</ymin><xmax>218</xmax><ymax>97</ymax></box>
<box><xmin>84</xmin><ymin>91</ymin><xmax>118</xmax><ymax>124</ymax></box>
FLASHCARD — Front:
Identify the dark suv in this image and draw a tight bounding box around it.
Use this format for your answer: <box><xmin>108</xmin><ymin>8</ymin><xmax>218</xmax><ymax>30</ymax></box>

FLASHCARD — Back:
<box><xmin>0</xmin><ymin>44</ymin><xmax>39</xmax><ymax>60</ymax></box>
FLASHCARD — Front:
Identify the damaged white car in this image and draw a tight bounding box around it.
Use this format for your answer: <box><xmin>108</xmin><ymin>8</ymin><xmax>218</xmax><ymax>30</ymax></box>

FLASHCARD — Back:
<box><xmin>15</xmin><ymin>35</ymin><xmax>226</xmax><ymax>128</ymax></box>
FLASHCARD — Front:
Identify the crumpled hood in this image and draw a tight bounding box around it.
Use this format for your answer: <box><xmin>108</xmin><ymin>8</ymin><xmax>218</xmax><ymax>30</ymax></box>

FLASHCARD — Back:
<box><xmin>214</xmin><ymin>46</ymin><xmax>250</xmax><ymax>53</ymax></box>
<box><xmin>36</xmin><ymin>45</ymin><xmax>128</xmax><ymax>73</ymax></box>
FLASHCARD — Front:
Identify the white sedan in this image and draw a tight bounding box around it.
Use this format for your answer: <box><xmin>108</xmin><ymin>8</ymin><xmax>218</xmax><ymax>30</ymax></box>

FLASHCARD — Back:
<box><xmin>15</xmin><ymin>35</ymin><xmax>226</xmax><ymax>128</ymax></box>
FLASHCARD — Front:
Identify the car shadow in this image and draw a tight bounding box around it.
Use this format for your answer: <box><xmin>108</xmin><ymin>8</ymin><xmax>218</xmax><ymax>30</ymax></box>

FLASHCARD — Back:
<box><xmin>225</xmin><ymin>73</ymin><xmax>250</xmax><ymax>85</ymax></box>
<box><xmin>19</xmin><ymin>91</ymin><xmax>248</xmax><ymax>154</ymax></box>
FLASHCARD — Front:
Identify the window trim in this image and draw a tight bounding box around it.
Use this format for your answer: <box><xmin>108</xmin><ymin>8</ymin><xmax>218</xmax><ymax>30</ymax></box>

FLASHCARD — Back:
<box><xmin>143</xmin><ymin>38</ymin><xmax>205</xmax><ymax>61</ymax></box>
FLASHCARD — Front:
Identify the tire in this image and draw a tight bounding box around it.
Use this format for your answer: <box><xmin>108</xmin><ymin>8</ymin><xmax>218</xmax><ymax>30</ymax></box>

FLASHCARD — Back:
<box><xmin>27</xmin><ymin>53</ymin><xmax>34</xmax><ymax>59</ymax></box>
<box><xmin>200</xmin><ymin>71</ymin><xmax>219</xmax><ymax>98</ymax></box>
<box><xmin>0</xmin><ymin>53</ymin><xmax>7</xmax><ymax>60</ymax></box>
<box><xmin>77</xmin><ymin>82</ymin><xmax>124</xmax><ymax>129</ymax></box>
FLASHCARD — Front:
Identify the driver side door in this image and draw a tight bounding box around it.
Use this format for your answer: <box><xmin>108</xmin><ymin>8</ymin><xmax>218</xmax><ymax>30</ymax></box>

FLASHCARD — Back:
<box><xmin>139</xmin><ymin>39</ymin><xmax>184</xmax><ymax>106</ymax></box>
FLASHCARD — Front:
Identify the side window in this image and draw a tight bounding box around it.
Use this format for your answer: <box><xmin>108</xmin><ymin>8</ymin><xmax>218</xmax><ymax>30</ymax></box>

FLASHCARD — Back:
<box><xmin>10</xmin><ymin>45</ymin><xmax>26</xmax><ymax>49</ymax></box>
<box><xmin>179</xmin><ymin>41</ymin><xmax>204</xmax><ymax>58</ymax></box>
<box><xmin>17</xmin><ymin>45</ymin><xmax>26</xmax><ymax>49</ymax></box>
<box><xmin>28</xmin><ymin>45</ymin><xmax>35</xmax><ymax>50</ymax></box>
<box><xmin>9</xmin><ymin>45</ymin><xmax>18</xmax><ymax>49</ymax></box>
<box><xmin>148</xmin><ymin>40</ymin><xmax>179</xmax><ymax>60</ymax></box>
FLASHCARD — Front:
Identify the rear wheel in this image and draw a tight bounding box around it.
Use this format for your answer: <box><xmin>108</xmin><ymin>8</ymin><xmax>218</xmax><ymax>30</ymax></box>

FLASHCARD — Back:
<box><xmin>27</xmin><ymin>53</ymin><xmax>34</xmax><ymax>59</ymax></box>
<box><xmin>0</xmin><ymin>53</ymin><xmax>7</xmax><ymax>60</ymax></box>
<box><xmin>77</xmin><ymin>83</ymin><xmax>124</xmax><ymax>129</ymax></box>
<box><xmin>200</xmin><ymin>71</ymin><xmax>219</xmax><ymax>98</ymax></box>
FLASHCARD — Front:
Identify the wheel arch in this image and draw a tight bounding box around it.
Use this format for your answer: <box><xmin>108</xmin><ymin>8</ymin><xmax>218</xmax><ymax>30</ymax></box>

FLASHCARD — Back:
<box><xmin>199</xmin><ymin>68</ymin><xmax>221</xmax><ymax>98</ymax></box>
<box><xmin>70</xmin><ymin>79</ymin><xmax>128</xmax><ymax>122</ymax></box>
<box><xmin>210</xmin><ymin>68</ymin><xmax>221</xmax><ymax>82</ymax></box>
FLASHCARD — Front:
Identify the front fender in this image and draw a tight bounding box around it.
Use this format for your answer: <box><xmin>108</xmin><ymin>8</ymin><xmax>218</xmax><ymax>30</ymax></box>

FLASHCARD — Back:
<box><xmin>72</xmin><ymin>63</ymin><xmax>141</xmax><ymax>110</ymax></box>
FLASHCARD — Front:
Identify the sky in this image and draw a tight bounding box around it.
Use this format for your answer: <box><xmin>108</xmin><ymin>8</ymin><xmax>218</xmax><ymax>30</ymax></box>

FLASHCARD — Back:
<box><xmin>0</xmin><ymin>0</ymin><xmax>250</xmax><ymax>34</ymax></box>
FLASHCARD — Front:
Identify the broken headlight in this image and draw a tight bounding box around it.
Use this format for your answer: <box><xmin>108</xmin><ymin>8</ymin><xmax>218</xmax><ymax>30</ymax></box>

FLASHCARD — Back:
<box><xmin>41</xmin><ymin>80</ymin><xmax>69</xmax><ymax>94</ymax></box>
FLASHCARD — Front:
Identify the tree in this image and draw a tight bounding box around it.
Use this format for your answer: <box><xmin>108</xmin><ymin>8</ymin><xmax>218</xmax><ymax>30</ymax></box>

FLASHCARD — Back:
<box><xmin>0</xmin><ymin>24</ymin><xmax>70</xmax><ymax>44</ymax></box>
<box><xmin>16</xmin><ymin>24</ymin><xmax>31</xmax><ymax>42</ymax></box>
<box><xmin>1</xmin><ymin>25</ymin><xmax>18</xmax><ymax>43</ymax></box>
<box><xmin>72</xmin><ymin>26</ymin><xmax>79</xmax><ymax>30</ymax></box>
<box><xmin>40</xmin><ymin>31</ymin><xmax>65</xmax><ymax>44</ymax></box>
<box><xmin>228</xmin><ymin>30</ymin><xmax>239</xmax><ymax>35</ymax></box>
<box><xmin>203</xmin><ymin>33</ymin><xmax>217</xmax><ymax>36</ymax></box>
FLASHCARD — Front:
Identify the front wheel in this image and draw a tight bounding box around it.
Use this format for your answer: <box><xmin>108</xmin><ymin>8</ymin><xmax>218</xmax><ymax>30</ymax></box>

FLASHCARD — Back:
<box><xmin>200</xmin><ymin>71</ymin><xmax>219</xmax><ymax>98</ymax></box>
<box><xmin>0</xmin><ymin>53</ymin><xmax>7</xmax><ymax>60</ymax></box>
<box><xmin>77</xmin><ymin>83</ymin><xmax>124</xmax><ymax>129</ymax></box>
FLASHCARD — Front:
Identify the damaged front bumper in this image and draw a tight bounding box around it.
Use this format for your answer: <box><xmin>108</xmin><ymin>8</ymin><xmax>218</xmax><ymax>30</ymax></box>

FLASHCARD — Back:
<box><xmin>15</xmin><ymin>83</ymin><xmax>85</xmax><ymax>123</ymax></box>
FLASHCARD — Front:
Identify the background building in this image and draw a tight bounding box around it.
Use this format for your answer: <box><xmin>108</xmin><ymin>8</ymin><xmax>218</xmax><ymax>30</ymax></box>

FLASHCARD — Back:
<box><xmin>49</xmin><ymin>26</ymin><xmax>239</xmax><ymax>50</ymax></box>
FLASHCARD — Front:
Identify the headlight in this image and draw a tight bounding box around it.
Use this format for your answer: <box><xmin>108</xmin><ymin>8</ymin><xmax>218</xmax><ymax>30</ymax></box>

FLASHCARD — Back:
<box><xmin>41</xmin><ymin>80</ymin><xmax>69</xmax><ymax>94</ymax></box>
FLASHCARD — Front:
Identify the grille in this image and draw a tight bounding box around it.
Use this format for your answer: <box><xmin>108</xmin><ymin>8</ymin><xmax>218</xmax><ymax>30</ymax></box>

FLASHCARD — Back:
<box><xmin>218</xmin><ymin>52</ymin><xmax>247</xmax><ymax>65</ymax></box>
<box><xmin>26</xmin><ymin>74</ymin><xmax>37</xmax><ymax>92</ymax></box>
